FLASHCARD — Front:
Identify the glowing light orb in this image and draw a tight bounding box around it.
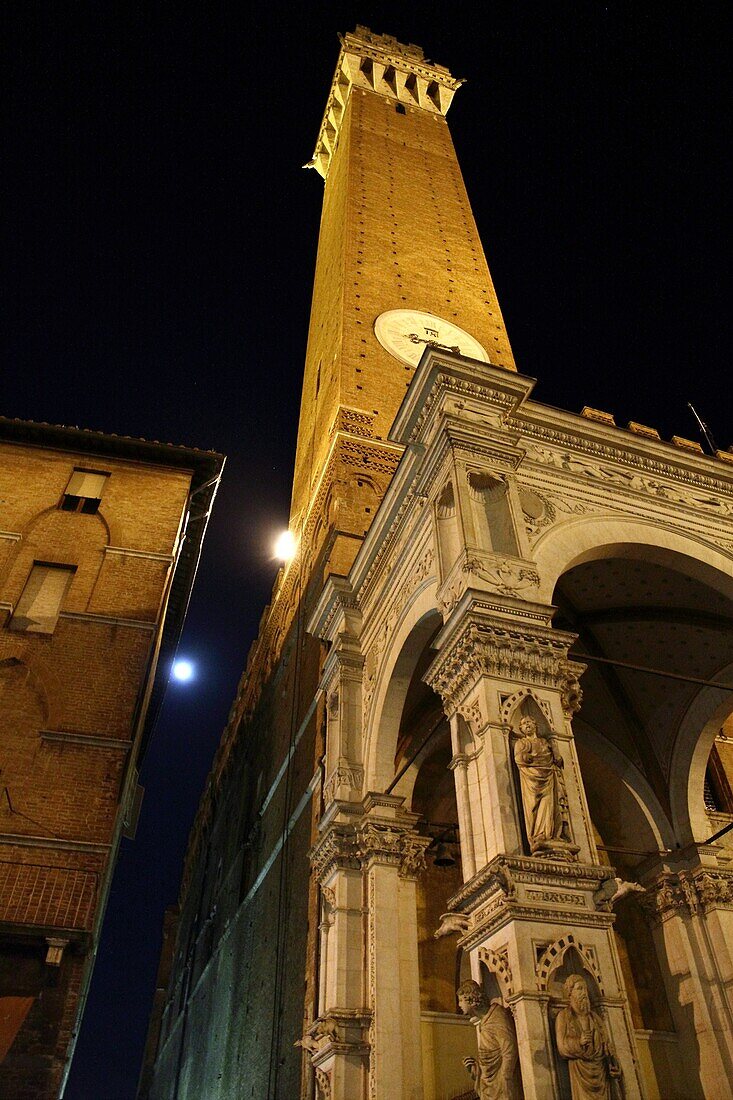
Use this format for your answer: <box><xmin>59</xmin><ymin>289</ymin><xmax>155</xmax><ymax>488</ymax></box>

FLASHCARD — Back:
<box><xmin>274</xmin><ymin>530</ymin><xmax>296</xmax><ymax>562</ymax></box>
<box><xmin>172</xmin><ymin>659</ymin><xmax>194</xmax><ymax>682</ymax></box>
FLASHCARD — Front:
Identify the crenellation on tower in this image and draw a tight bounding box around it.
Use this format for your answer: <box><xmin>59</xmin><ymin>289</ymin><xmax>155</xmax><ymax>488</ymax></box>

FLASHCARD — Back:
<box><xmin>309</xmin><ymin>26</ymin><xmax>464</xmax><ymax>180</ymax></box>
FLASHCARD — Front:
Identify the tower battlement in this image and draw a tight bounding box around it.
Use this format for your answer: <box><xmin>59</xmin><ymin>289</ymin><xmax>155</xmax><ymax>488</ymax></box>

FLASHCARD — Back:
<box><xmin>309</xmin><ymin>26</ymin><xmax>464</xmax><ymax>178</ymax></box>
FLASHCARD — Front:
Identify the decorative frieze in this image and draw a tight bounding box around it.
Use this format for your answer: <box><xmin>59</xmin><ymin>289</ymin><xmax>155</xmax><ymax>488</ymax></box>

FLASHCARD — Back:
<box><xmin>448</xmin><ymin>854</ymin><xmax>609</xmax><ymax>916</ymax></box>
<box><xmin>356</xmin><ymin>820</ymin><xmax>429</xmax><ymax>879</ymax></box>
<box><xmin>521</xmin><ymin>436</ymin><xmax>733</xmax><ymax>518</ymax></box>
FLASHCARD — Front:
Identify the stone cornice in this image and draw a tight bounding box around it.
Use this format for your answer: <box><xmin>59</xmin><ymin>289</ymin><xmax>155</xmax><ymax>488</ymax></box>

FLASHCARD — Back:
<box><xmin>448</xmin><ymin>854</ymin><xmax>609</xmax><ymax>914</ymax></box>
<box><xmin>390</xmin><ymin>351</ymin><xmax>534</xmax><ymax>448</ymax></box>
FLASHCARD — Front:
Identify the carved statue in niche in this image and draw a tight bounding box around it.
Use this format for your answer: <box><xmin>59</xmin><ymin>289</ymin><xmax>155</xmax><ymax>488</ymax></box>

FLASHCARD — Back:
<box><xmin>555</xmin><ymin>974</ymin><xmax>621</xmax><ymax>1099</ymax></box>
<box><xmin>457</xmin><ymin>979</ymin><xmax>519</xmax><ymax>1100</ymax></box>
<box><xmin>513</xmin><ymin>716</ymin><xmax>574</xmax><ymax>856</ymax></box>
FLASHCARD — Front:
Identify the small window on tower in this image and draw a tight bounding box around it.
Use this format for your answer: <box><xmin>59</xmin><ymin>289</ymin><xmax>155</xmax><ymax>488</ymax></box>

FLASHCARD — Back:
<box><xmin>9</xmin><ymin>563</ymin><xmax>76</xmax><ymax>634</ymax></box>
<box><xmin>59</xmin><ymin>468</ymin><xmax>109</xmax><ymax>514</ymax></box>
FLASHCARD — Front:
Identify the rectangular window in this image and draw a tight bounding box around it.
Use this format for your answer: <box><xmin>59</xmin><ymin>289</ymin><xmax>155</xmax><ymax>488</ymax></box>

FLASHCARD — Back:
<box><xmin>60</xmin><ymin>468</ymin><xmax>109</xmax><ymax>514</ymax></box>
<box><xmin>9</xmin><ymin>563</ymin><xmax>76</xmax><ymax>634</ymax></box>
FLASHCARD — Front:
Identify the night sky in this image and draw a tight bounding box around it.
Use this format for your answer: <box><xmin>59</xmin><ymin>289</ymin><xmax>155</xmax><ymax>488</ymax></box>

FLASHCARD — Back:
<box><xmin>4</xmin><ymin>4</ymin><xmax>731</xmax><ymax>1097</ymax></box>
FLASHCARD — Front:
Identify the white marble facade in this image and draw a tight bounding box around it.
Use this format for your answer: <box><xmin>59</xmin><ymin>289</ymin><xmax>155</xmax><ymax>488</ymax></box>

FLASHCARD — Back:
<box><xmin>304</xmin><ymin>350</ymin><xmax>733</xmax><ymax>1099</ymax></box>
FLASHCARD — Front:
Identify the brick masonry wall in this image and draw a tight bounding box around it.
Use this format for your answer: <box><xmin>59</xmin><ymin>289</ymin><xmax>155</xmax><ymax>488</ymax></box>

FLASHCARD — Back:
<box><xmin>0</xmin><ymin>439</ymin><xmax>192</xmax><ymax>1097</ymax></box>
<box><xmin>289</xmin><ymin>85</ymin><xmax>515</xmax><ymax>529</ymax></box>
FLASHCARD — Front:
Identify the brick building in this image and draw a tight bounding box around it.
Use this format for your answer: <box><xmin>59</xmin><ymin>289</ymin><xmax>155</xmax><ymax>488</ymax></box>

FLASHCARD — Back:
<box><xmin>0</xmin><ymin>417</ymin><xmax>223</xmax><ymax>1098</ymax></box>
<box><xmin>141</xmin><ymin>28</ymin><xmax>733</xmax><ymax>1100</ymax></box>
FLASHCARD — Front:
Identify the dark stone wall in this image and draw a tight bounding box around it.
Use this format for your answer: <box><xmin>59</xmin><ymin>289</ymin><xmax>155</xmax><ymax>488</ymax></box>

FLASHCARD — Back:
<box><xmin>144</xmin><ymin>598</ymin><xmax>324</xmax><ymax>1099</ymax></box>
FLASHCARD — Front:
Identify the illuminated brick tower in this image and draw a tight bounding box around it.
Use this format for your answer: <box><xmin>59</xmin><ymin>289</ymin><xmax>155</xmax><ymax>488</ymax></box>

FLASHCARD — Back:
<box><xmin>143</xmin><ymin>28</ymin><xmax>733</xmax><ymax>1100</ymax></box>
<box><xmin>290</xmin><ymin>28</ymin><xmax>514</xmax><ymax>581</ymax></box>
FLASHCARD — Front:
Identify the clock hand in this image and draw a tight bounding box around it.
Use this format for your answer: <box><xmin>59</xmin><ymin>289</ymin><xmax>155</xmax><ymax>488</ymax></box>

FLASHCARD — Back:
<box><xmin>405</xmin><ymin>333</ymin><xmax>461</xmax><ymax>354</ymax></box>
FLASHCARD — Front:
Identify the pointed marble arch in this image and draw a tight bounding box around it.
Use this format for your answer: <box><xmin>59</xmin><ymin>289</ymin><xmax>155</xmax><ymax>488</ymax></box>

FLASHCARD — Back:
<box><xmin>536</xmin><ymin>933</ymin><xmax>605</xmax><ymax>995</ymax></box>
<box><xmin>363</xmin><ymin>577</ymin><xmax>441</xmax><ymax>793</ymax></box>
<box><xmin>532</xmin><ymin>514</ymin><xmax>733</xmax><ymax>605</ymax></box>
<box><xmin>499</xmin><ymin>687</ymin><xmax>554</xmax><ymax>730</ymax></box>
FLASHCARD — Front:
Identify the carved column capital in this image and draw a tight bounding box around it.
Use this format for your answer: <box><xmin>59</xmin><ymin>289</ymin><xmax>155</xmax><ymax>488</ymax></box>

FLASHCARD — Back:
<box><xmin>640</xmin><ymin>868</ymin><xmax>733</xmax><ymax>921</ymax></box>
<box><xmin>424</xmin><ymin>608</ymin><xmax>579</xmax><ymax>715</ymax></box>
<box><xmin>310</xmin><ymin>823</ymin><xmax>360</xmax><ymax>885</ymax></box>
<box><xmin>356</xmin><ymin>819</ymin><xmax>429</xmax><ymax>878</ymax></box>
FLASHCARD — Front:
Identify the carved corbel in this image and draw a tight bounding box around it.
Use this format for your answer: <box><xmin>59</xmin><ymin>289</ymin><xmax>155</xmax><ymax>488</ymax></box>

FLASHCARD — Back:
<box><xmin>558</xmin><ymin>662</ymin><xmax>585</xmax><ymax>717</ymax></box>
<box><xmin>399</xmin><ymin>834</ymin><xmax>430</xmax><ymax>880</ymax></box>
<box><xmin>45</xmin><ymin>937</ymin><xmax>69</xmax><ymax>967</ymax></box>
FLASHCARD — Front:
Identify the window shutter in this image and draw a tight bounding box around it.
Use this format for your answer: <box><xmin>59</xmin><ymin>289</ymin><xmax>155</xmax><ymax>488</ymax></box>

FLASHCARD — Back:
<box><xmin>65</xmin><ymin>470</ymin><xmax>108</xmax><ymax>499</ymax></box>
<box><xmin>11</xmin><ymin>565</ymin><xmax>75</xmax><ymax>633</ymax></box>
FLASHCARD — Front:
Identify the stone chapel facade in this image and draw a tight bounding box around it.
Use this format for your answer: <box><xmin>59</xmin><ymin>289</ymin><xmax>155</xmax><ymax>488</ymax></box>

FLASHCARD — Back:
<box><xmin>141</xmin><ymin>28</ymin><xmax>733</xmax><ymax>1100</ymax></box>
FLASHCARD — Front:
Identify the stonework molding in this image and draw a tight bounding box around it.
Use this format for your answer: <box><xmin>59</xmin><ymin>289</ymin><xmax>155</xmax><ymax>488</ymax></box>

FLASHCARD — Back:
<box><xmin>445</xmin><ymin>854</ymin><xmax>612</xmax><ymax>945</ymax></box>
<box><xmin>425</xmin><ymin>612</ymin><xmax>578</xmax><ymax>715</ymax></box>
<box><xmin>535</xmin><ymin>933</ymin><xmax>605</xmax><ymax>994</ymax></box>
<box><xmin>411</xmin><ymin>373</ymin><xmax>516</xmax><ymax>444</ymax></box>
<box><xmin>312</xmin><ymin>810</ymin><xmax>429</xmax><ymax>883</ymax></box>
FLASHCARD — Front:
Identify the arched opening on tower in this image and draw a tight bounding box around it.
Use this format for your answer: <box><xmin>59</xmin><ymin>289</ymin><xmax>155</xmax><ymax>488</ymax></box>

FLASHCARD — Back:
<box><xmin>552</xmin><ymin>549</ymin><xmax>733</xmax><ymax>1100</ymax></box>
<box><xmin>380</xmin><ymin>612</ymin><xmax>476</xmax><ymax>1096</ymax></box>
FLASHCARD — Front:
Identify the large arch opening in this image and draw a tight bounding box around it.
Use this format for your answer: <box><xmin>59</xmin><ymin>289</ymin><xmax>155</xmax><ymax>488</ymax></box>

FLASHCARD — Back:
<box><xmin>552</xmin><ymin>549</ymin><xmax>733</xmax><ymax>1099</ymax></box>
<box><xmin>374</xmin><ymin>606</ymin><xmax>475</xmax><ymax>1096</ymax></box>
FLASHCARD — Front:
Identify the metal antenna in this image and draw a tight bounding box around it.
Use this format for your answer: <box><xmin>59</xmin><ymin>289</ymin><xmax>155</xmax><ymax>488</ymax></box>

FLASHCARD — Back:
<box><xmin>688</xmin><ymin>402</ymin><xmax>718</xmax><ymax>455</ymax></box>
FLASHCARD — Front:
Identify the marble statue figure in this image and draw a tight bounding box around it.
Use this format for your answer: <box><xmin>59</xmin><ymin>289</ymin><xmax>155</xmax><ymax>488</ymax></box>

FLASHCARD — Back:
<box><xmin>457</xmin><ymin>979</ymin><xmax>519</xmax><ymax>1100</ymax></box>
<box><xmin>513</xmin><ymin>716</ymin><xmax>573</xmax><ymax>854</ymax></box>
<box><xmin>555</xmin><ymin>974</ymin><xmax>621</xmax><ymax>1099</ymax></box>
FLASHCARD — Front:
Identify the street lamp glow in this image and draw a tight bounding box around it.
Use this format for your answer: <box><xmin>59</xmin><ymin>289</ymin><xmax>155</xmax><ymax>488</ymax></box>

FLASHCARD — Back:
<box><xmin>274</xmin><ymin>529</ymin><xmax>296</xmax><ymax>562</ymax></box>
<box><xmin>172</xmin><ymin>659</ymin><xmax>194</xmax><ymax>682</ymax></box>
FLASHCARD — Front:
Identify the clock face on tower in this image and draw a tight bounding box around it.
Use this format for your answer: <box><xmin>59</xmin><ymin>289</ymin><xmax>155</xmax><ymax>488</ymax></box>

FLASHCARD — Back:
<box><xmin>373</xmin><ymin>309</ymin><xmax>490</xmax><ymax>368</ymax></box>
